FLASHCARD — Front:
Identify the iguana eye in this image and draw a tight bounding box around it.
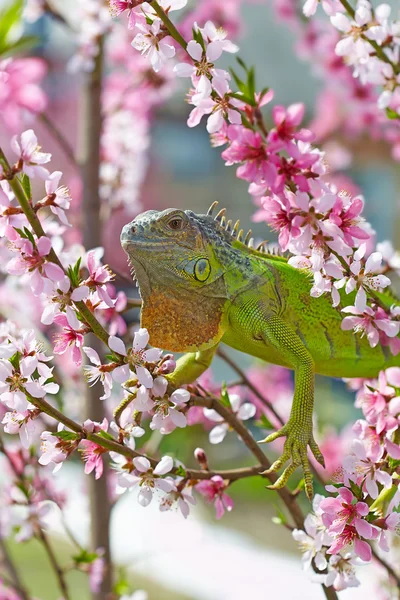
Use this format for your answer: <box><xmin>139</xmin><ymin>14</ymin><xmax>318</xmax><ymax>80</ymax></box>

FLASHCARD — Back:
<box><xmin>194</xmin><ymin>258</ymin><xmax>211</xmax><ymax>282</ymax></box>
<box><xmin>167</xmin><ymin>216</ymin><xmax>184</xmax><ymax>231</ymax></box>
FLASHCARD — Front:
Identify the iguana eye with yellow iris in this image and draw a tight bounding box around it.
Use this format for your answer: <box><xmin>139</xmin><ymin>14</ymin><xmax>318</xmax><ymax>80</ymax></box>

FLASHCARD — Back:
<box><xmin>194</xmin><ymin>258</ymin><xmax>211</xmax><ymax>282</ymax></box>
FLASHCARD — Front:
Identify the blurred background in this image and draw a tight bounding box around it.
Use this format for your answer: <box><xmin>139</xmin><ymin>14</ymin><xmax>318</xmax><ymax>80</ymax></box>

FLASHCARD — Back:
<box><xmin>1</xmin><ymin>0</ymin><xmax>400</xmax><ymax>598</ymax></box>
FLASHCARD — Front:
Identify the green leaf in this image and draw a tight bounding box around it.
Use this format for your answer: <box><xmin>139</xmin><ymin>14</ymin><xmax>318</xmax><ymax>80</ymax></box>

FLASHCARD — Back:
<box><xmin>236</xmin><ymin>56</ymin><xmax>248</xmax><ymax>71</ymax></box>
<box><xmin>229</xmin><ymin>91</ymin><xmax>255</xmax><ymax>107</ymax></box>
<box><xmin>9</xmin><ymin>351</ymin><xmax>20</xmax><ymax>370</ymax></box>
<box><xmin>1</xmin><ymin>35</ymin><xmax>39</xmax><ymax>58</ymax></box>
<box><xmin>67</xmin><ymin>257</ymin><xmax>83</xmax><ymax>287</ymax></box>
<box><xmin>255</xmin><ymin>414</ymin><xmax>274</xmax><ymax>430</ymax></box>
<box><xmin>20</xmin><ymin>174</ymin><xmax>31</xmax><ymax>199</ymax></box>
<box><xmin>219</xmin><ymin>381</ymin><xmax>231</xmax><ymax>408</ymax></box>
<box><xmin>247</xmin><ymin>66</ymin><xmax>256</xmax><ymax>99</ymax></box>
<box><xmin>386</xmin><ymin>108</ymin><xmax>400</xmax><ymax>120</ymax></box>
<box><xmin>23</xmin><ymin>226</ymin><xmax>35</xmax><ymax>245</ymax></box>
<box><xmin>96</xmin><ymin>429</ymin><xmax>116</xmax><ymax>441</ymax></box>
<box><xmin>73</xmin><ymin>549</ymin><xmax>99</xmax><ymax>565</ymax></box>
<box><xmin>260</xmin><ymin>87</ymin><xmax>270</xmax><ymax>100</ymax></box>
<box><xmin>0</xmin><ymin>0</ymin><xmax>25</xmax><ymax>58</ymax></box>
<box><xmin>272</xmin><ymin>507</ymin><xmax>288</xmax><ymax>526</ymax></box>
<box><xmin>229</xmin><ymin>68</ymin><xmax>247</xmax><ymax>95</ymax></box>
<box><xmin>241</xmin><ymin>116</ymin><xmax>255</xmax><ymax>130</ymax></box>
<box><xmin>388</xmin><ymin>458</ymin><xmax>400</xmax><ymax>470</ymax></box>
<box><xmin>56</xmin><ymin>431</ymin><xmax>79</xmax><ymax>441</ymax></box>
<box><xmin>175</xmin><ymin>465</ymin><xmax>187</xmax><ymax>478</ymax></box>
<box><xmin>192</xmin><ymin>27</ymin><xmax>205</xmax><ymax>51</ymax></box>
<box><xmin>113</xmin><ymin>569</ymin><xmax>130</xmax><ymax>596</ymax></box>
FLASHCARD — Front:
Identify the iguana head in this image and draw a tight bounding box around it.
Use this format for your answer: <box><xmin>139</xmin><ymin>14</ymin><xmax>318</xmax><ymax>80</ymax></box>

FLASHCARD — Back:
<box><xmin>120</xmin><ymin>206</ymin><xmax>241</xmax><ymax>351</ymax></box>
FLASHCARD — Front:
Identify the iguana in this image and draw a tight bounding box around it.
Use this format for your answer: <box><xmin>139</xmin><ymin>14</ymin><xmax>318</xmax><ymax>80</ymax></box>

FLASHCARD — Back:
<box><xmin>120</xmin><ymin>203</ymin><xmax>400</xmax><ymax>499</ymax></box>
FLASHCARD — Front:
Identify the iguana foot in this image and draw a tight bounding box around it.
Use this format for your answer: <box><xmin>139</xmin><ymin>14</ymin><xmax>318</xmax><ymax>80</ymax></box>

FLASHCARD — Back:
<box><xmin>258</xmin><ymin>419</ymin><xmax>325</xmax><ymax>500</ymax></box>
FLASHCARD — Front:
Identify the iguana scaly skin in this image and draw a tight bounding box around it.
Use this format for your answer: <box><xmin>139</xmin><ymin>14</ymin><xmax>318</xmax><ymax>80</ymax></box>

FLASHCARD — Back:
<box><xmin>120</xmin><ymin>205</ymin><xmax>400</xmax><ymax>499</ymax></box>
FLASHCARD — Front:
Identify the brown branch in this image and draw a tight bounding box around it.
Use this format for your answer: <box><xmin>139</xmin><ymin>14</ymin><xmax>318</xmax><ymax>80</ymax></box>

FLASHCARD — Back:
<box><xmin>77</xmin><ymin>34</ymin><xmax>113</xmax><ymax>600</ymax></box>
<box><xmin>371</xmin><ymin>545</ymin><xmax>400</xmax><ymax>590</ymax></box>
<box><xmin>0</xmin><ymin>536</ymin><xmax>31</xmax><ymax>600</ymax></box>
<box><xmin>191</xmin><ymin>394</ymin><xmax>305</xmax><ymax>528</ymax></box>
<box><xmin>37</xmin><ymin>529</ymin><xmax>71</xmax><ymax>600</ymax></box>
<box><xmin>216</xmin><ymin>347</ymin><xmax>284</xmax><ymax>426</ymax></box>
<box><xmin>0</xmin><ymin>433</ymin><xmax>68</xmax><ymax>600</ymax></box>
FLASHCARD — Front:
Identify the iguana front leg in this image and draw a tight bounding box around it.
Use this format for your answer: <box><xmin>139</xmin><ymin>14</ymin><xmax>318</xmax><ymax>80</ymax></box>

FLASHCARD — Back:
<box><xmin>165</xmin><ymin>344</ymin><xmax>219</xmax><ymax>388</ymax></box>
<box><xmin>258</xmin><ymin>315</ymin><xmax>325</xmax><ymax>500</ymax></box>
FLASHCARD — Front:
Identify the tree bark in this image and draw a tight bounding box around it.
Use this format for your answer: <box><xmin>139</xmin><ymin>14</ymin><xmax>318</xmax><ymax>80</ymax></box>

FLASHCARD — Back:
<box><xmin>78</xmin><ymin>37</ymin><xmax>113</xmax><ymax>600</ymax></box>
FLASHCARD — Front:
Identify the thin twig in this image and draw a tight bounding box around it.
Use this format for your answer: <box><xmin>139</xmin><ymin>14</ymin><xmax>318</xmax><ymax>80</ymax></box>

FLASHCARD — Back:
<box><xmin>371</xmin><ymin>545</ymin><xmax>400</xmax><ymax>590</ymax></box>
<box><xmin>37</xmin><ymin>529</ymin><xmax>71</xmax><ymax>600</ymax></box>
<box><xmin>0</xmin><ymin>536</ymin><xmax>31</xmax><ymax>600</ymax></box>
<box><xmin>38</xmin><ymin>113</ymin><xmax>77</xmax><ymax>169</ymax></box>
<box><xmin>216</xmin><ymin>347</ymin><xmax>284</xmax><ymax>425</ymax></box>
<box><xmin>0</xmin><ymin>433</ymin><xmax>68</xmax><ymax>600</ymax></box>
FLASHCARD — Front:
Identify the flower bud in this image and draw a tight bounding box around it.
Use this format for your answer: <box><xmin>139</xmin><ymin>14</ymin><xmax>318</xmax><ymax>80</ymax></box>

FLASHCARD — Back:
<box><xmin>194</xmin><ymin>447</ymin><xmax>208</xmax><ymax>470</ymax></box>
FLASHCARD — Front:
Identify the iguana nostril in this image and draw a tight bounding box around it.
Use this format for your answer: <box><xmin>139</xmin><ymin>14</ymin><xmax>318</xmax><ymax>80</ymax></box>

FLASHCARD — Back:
<box><xmin>130</xmin><ymin>225</ymin><xmax>136</xmax><ymax>234</ymax></box>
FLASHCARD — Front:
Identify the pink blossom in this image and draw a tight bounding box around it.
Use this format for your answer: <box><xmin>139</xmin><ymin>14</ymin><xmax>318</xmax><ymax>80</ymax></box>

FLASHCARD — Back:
<box><xmin>88</xmin><ymin>551</ymin><xmax>106</xmax><ymax>593</ymax></box>
<box><xmin>117</xmin><ymin>455</ymin><xmax>175</xmax><ymax>506</ymax></box>
<box><xmin>222</xmin><ymin>125</ymin><xmax>278</xmax><ymax>188</ymax></box>
<box><xmin>341</xmin><ymin>305</ymin><xmax>399</xmax><ymax>348</ymax></box>
<box><xmin>81</xmin><ymin>440</ymin><xmax>107</xmax><ymax>479</ymax></box>
<box><xmin>84</xmin><ymin>249</ymin><xmax>114</xmax><ymax>307</ymax></box>
<box><xmin>268</xmin><ymin>103</ymin><xmax>314</xmax><ymax>151</ymax></box>
<box><xmin>149</xmin><ymin>376</ymin><xmax>191</xmax><ymax>434</ymax></box>
<box><xmin>188</xmin><ymin>75</ymin><xmax>243</xmax><ymax>132</ymax></box>
<box><xmin>343</xmin><ymin>440</ymin><xmax>392</xmax><ymax>498</ymax></box>
<box><xmin>132</xmin><ymin>20</ymin><xmax>175</xmax><ymax>73</ymax></box>
<box><xmin>7</xmin><ymin>235</ymin><xmax>65</xmax><ymax>295</ymax></box>
<box><xmin>0</xmin><ymin>181</ymin><xmax>25</xmax><ymax>238</ymax></box>
<box><xmin>109</xmin><ymin>329</ymin><xmax>161</xmax><ymax>387</ymax></box>
<box><xmin>99</xmin><ymin>286</ymin><xmax>127</xmax><ymax>335</ymax></box>
<box><xmin>336</xmin><ymin>244</ymin><xmax>391</xmax><ymax>312</ymax></box>
<box><xmin>38</xmin><ymin>431</ymin><xmax>69</xmax><ymax>470</ymax></box>
<box><xmin>253</xmin><ymin>193</ymin><xmax>300</xmax><ymax>251</ymax></box>
<box><xmin>2</xmin><ymin>409</ymin><xmax>39</xmax><ymax>448</ymax></box>
<box><xmin>0</xmin><ymin>58</ymin><xmax>47</xmax><ymax>131</ymax></box>
<box><xmin>83</xmin><ymin>346</ymin><xmax>113</xmax><ymax>400</ymax></box>
<box><xmin>44</xmin><ymin>171</ymin><xmax>71</xmax><ymax>225</ymax></box>
<box><xmin>53</xmin><ymin>307</ymin><xmax>86</xmax><ymax>366</ymax></box>
<box><xmin>330</xmin><ymin>194</ymin><xmax>369</xmax><ymax>246</ymax></box>
<box><xmin>203</xmin><ymin>393</ymin><xmax>256</xmax><ymax>444</ymax></box>
<box><xmin>11</xmin><ymin>129</ymin><xmax>51</xmax><ymax>179</ymax></box>
<box><xmin>196</xmin><ymin>475</ymin><xmax>234</xmax><ymax>519</ymax></box>
<box><xmin>159</xmin><ymin>482</ymin><xmax>196</xmax><ymax>518</ymax></box>
<box><xmin>320</xmin><ymin>487</ymin><xmax>375</xmax><ymax>560</ymax></box>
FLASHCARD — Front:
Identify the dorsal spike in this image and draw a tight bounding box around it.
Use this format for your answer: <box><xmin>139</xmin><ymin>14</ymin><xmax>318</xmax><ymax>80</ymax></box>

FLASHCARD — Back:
<box><xmin>237</xmin><ymin>229</ymin><xmax>244</xmax><ymax>241</ymax></box>
<box><xmin>244</xmin><ymin>230</ymin><xmax>252</xmax><ymax>244</ymax></box>
<box><xmin>256</xmin><ymin>240</ymin><xmax>269</xmax><ymax>252</ymax></box>
<box><xmin>248</xmin><ymin>237</ymin><xmax>255</xmax><ymax>249</ymax></box>
<box><xmin>215</xmin><ymin>208</ymin><xmax>226</xmax><ymax>222</ymax></box>
<box><xmin>225</xmin><ymin>219</ymin><xmax>232</xmax><ymax>232</ymax></box>
<box><xmin>220</xmin><ymin>216</ymin><xmax>226</xmax><ymax>227</ymax></box>
<box><xmin>232</xmin><ymin>220</ymin><xmax>240</xmax><ymax>237</ymax></box>
<box><xmin>207</xmin><ymin>200</ymin><xmax>219</xmax><ymax>216</ymax></box>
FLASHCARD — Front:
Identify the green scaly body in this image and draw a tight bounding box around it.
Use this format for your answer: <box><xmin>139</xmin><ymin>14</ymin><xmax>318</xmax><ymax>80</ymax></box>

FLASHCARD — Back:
<box><xmin>120</xmin><ymin>205</ymin><xmax>400</xmax><ymax>498</ymax></box>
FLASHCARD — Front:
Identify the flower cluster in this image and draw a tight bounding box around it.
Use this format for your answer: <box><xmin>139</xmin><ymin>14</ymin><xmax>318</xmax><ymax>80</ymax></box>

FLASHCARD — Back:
<box><xmin>294</xmin><ymin>365</ymin><xmax>400</xmax><ymax>591</ymax></box>
<box><xmin>0</xmin><ymin>58</ymin><xmax>47</xmax><ymax>132</ymax></box>
<box><xmin>272</xmin><ymin>0</ymin><xmax>400</xmax><ymax>162</ymax></box>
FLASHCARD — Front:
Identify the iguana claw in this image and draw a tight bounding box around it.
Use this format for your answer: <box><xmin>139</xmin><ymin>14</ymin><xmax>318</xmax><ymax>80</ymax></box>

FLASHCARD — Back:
<box><xmin>258</xmin><ymin>419</ymin><xmax>325</xmax><ymax>501</ymax></box>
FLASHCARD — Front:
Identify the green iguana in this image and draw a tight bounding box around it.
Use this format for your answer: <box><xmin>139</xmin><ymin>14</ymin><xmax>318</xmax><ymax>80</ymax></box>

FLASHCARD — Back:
<box><xmin>120</xmin><ymin>203</ymin><xmax>400</xmax><ymax>499</ymax></box>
